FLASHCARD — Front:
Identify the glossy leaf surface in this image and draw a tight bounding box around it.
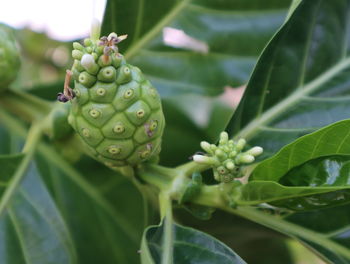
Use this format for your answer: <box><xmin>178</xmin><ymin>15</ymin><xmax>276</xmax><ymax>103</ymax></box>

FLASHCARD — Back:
<box><xmin>231</xmin><ymin>120</ymin><xmax>350</xmax><ymax>210</ymax></box>
<box><xmin>221</xmin><ymin>1</ymin><xmax>350</xmax><ymax>262</ymax></box>
<box><xmin>36</xmin><ymin>146</ymin><xmax>145</xmax><ymax>264</ymax></box>
<box><xmin>253</xmin><ymin>119</ymin><xmax>350</xmax><ymax>181</ymax></box>
<box><xmin>141</xmin><ymin>220</ymin><xmax>246</xmax><ymax>264</ymax></box>
<box><xmin>0</xmin><ymin>154</ymin><xmax>76</xmax><ymax>264</ymax></box>
<box><xmin>226</xmin><ymin>0</ymin><xmax>350</xmax><ymax>158</ymax></box>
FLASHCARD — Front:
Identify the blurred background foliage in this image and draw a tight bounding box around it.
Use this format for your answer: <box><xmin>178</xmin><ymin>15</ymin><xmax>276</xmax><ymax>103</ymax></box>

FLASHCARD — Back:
<box><xmin>0</xmin><ymin>0</ymin><xmax>328</xmax><ymax>263</ymax></box>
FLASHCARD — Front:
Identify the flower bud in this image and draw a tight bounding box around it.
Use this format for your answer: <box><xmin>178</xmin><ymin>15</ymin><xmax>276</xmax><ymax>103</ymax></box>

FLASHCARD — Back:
<box><xmin>246</xmin><ymin>146</ymin><xmax>263</xmax><ymax>157</ymax></box>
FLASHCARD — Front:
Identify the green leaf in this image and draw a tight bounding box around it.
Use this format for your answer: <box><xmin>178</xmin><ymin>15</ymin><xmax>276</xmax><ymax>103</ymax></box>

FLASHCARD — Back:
<box><xmin>232</xmin><ymin>180</ymin><xmax>350</xmax><ymax>210</ymax></box>
<box><xmin>284</xmin><ymin>204</ymin><xmax>350</xmax><ymax>263</ymax></box>
<box><xmin>36</xmin><ymin>147</ymin><xmax>145</xmax><ymax>264</ymax></box>
<box><xmin>175</xmin><ymin>209</ymin><xmax>294</xmax><ymax>264</ymax></box>
<box><xmin>252</xmin><ymin>120</ymin><xmax>350</xmax><ymax>181</ymax></box>
<box><xmin>141</xmin><ymin>219</ymin><xmax>246</xmax><ymax>264</ymax></box>
<box><xmin>102</xmin><ymin>0</ymin><xmax>290</xmax><ymax>97</ymax></box>
<box><xmin>0</xmin><ymin>112</ymin><xmax>145</xmax><ymax>263</ymax></box>
<box><xmin>226</xmin><ymin>0</ymin><xmax>350</xmax><ymax>158</ymax></box>
<box><xmin>0</xmin><ymin>156</ymin><xmax>77</xmax><ymax>264</ymax></box>
<box><xmin>250</xmin><ymin>120</ymin><xmax>350</xmax><ymax>181</ymax></box>
<box><xmin>227</xmin><ymin>120</ymin><xmax>350</xmax><ymax>209</ymax></box>
<box><xmin>229</xmin><ymin>206</ymin><xmax>350</xmax><ymax>264</ymax></box>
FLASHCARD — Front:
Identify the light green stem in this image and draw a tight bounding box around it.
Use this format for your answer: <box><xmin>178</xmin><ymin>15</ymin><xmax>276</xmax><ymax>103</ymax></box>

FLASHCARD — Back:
<box><xmin>159</xmin><ymin>192</ymin><xmax>173</xmax><ymax>264</ymax></box>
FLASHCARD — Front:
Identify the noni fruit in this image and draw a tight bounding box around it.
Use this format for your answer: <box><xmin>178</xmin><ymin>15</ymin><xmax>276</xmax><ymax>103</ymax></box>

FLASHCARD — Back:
<box><xmin>0</xmin><ymin>24</ymin><xmax>20</xmax><ymax>90</ymax></box>
<box><xmin>63</xmin><ymin>33</ymin><xmax>165</xmax><ymax>170</ymax></box>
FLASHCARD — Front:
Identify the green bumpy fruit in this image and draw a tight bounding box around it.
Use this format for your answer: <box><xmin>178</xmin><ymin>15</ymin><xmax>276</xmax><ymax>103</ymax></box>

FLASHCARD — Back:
<box><xmin>67</xmin><ymin>33</ymin><xmax>165</xmax><ymax>170</ymax></box>
<box><xmin>0</xmin><ymin>24</ymin><xmax>20</xmax><ymax>90</ymax></box>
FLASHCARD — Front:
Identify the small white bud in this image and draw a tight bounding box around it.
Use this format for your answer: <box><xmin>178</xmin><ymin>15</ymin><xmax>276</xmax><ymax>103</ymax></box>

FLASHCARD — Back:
<box><xmin>81</xmin><ymin>54</ymin><xmax>95</xmax><ymax>69</ymax></box>
<box><xmin>90</xmin><ymin>19</ymin><xmax>101</xmax><ymax>41</ymax></box>
<box><xmin>193</xmin><ymin>155</ymin><xmax>216</xmax><ymax>165</ymax></box>
<box><xmin>247</xmin><ymin>146</ymin><xmax>263</xmax><ymax>157</ymax></box>
<box><xmin>237</xmin><ymin>154</ymin><xmax>255</xmax><ymax>164</ymax></box>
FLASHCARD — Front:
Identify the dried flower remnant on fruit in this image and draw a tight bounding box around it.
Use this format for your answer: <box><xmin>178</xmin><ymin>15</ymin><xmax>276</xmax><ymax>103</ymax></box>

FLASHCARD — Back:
<box><xmin>57</xmin><ymin>70</ymin><xmax>75</xmax><ymax>102</ymax></box>
<box><xmin>193</xmin><ymin>132</ymin><xmax>263</xmax><ymax>183</ymax></box>
<box><xmin>59</xmin><ymin>31</ymin><xmax>165</xmax><ymax>171</ymax></box>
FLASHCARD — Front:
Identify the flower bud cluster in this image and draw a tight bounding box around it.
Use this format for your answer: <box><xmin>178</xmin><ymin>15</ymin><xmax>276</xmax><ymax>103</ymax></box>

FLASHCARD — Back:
<box><xmin>193</xmin><ymin>132</ymin><xmax>263</xmax><ymax>183</ymax></box>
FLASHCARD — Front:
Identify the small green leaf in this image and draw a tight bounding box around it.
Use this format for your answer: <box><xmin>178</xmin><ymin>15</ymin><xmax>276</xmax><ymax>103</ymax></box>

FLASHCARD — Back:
<box><xmin>141</xmin><ymin>220</ymin><xmax>246</xmax><ymax>264</ymax></box>
<box><xmin>228</xmin><ymin>120</ymin><xmax>350</xmax><ymax>210</ymax></box>
<box><xmin>232</xmin><ymin>179</ymin><xmax>350</xmax><ymax>209</ymax></box>
<box><xmin>252</xmin><ymin>119</ymin><xmax>350</xmax><ymax>181</ymax></box>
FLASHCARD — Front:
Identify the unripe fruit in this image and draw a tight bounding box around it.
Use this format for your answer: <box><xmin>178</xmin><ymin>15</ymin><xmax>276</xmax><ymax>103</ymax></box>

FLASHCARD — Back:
<box><xmin>65</xmin><ymin>33</ymin><xmax>165</xmax><ymax>169</ymax></box>
<box><xmin>0</xmin><ymin>24</ymin><xmax>20</xmax><ymax>91</ymax></box>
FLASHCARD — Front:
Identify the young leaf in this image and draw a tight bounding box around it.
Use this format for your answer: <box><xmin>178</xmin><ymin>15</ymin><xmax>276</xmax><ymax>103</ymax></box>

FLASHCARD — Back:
<box><xmin>226</xmin><ymin>0</ymin><xmax>350</xmax><ymax>158</ymax></box>
<box><xmin>252</xmin><ymin>119</ymin><xmax>350</xmax><ymax>181</ymax></box>
<box><xmin>227</xmin><ymin>120</ymin><xmax>350</xmax><ymax>209</ymax></box>
<box><xmin>0</xmin><ymin>156</ymin><xmax>77</xmax><ymax>264</ymax></box>
<box><xmin>141</xmin><ymin>219</ymin><xmax>246</xmax><ymax>264</ymax></box>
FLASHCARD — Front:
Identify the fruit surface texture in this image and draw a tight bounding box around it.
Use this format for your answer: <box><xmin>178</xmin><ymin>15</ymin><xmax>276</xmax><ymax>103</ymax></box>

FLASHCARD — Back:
<box><xmin>67</xmin><ymin>33</ymin><xmax>165</xmax><ymax>169</ymax></box>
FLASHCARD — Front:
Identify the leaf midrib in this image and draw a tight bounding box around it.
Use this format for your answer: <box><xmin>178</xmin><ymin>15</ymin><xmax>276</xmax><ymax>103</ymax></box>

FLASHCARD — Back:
<box><xmin>236</xmin><ymin>56</ymin><xmax>350</xmax><ymax>140</ymax></box>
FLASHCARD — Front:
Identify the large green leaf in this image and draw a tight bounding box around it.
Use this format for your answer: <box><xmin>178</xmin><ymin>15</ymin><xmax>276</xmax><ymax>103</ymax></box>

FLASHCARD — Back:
<box><xmin>36</xmin><ymin>145</ymin><xmax>146</xmax><ymax>264</ymax></box>
<box><xmin>103</xmin><ymin>0</ymin><xmax>290</xmax><ymax>97</ymax></box>
<box><xmin>215</xmin><ymin>1</ymin><xmax>350</xmax><ymax>261</ymax></box>
<box><xmin>175</xmin><ymin>209</ymin><xmax>294</xmax><ymax>264</ymax></box>
<box><xmin>226</xmin><ymin>0</ymin><xmax>350</xmax><ymax>158</ymax></box>
<box><xmin>0</xmin><ymin>154</ymin><xmax>77</xmax><ymax>264</ymax></box>
<box><xmin>0</xmin><ymin>111</ymin><xmax>146</xmax><ymax>263</ymax></box>
<box><xmin>141</xmin><ymin>219</ymin><xmax>246</xmax><ymax>264</ymax></box>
